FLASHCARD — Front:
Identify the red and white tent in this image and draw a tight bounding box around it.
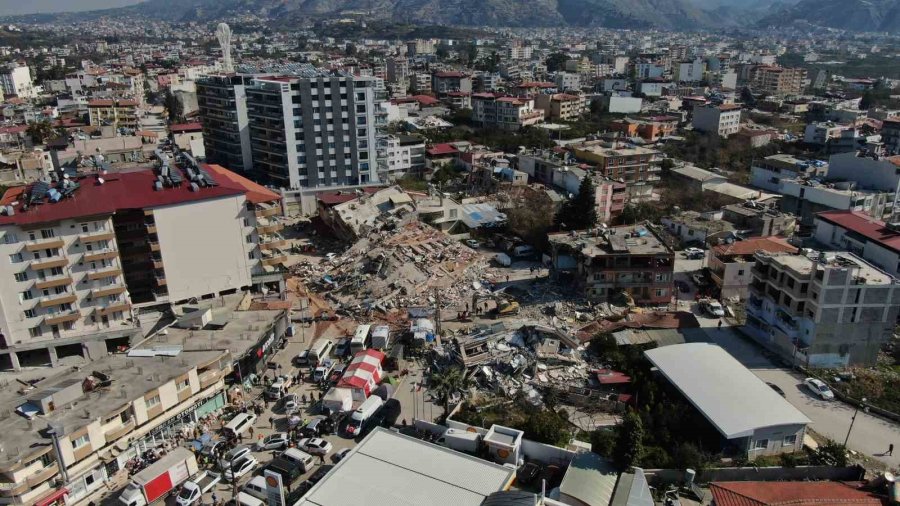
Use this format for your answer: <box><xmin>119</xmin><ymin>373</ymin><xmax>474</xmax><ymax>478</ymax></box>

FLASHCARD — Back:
<box><xmin>337</xmin><ymin>349</ymin><xmax>386</xmax><ymax>401</ymax></box>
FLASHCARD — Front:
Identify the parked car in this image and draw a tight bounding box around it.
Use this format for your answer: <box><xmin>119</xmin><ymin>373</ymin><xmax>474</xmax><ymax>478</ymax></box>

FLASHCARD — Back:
<box><xmin>332</xmin><ymin>448</ymin><xmax>352</xmax><ymax>463</ymax></box>
<box><xmin>683</xmin><ymin>247</ymin><xmax>705</xmax><ymax>259</ymax></box>
<box><xmin>298</xmin><ymin>437</ymin><xmax>333</xmax><ymax>456</ymax></box>
<box><xmin>804</xmin><ymin>378</ymin><xmax>835</xmax><ymax>400</ymax></box>
<box><xmin>333</xmin><ymin>338</ymin><xmax>350</xmax><ymax>358</ymax></box>
<box><xmin>223</xmin><ymin>455</ymin><xmax>258</xmax><ymax>481</ymax></box>
<box><xmin>293</xmin><ymin>350</ymin><xmax>310</xmax><ymax>366</ymax></box>
<box><xmin>307</xmin><ymin>465</ymin><xmax>334</xmax><ymax>486</ymax></box>
<box><xmin>282</xmin><ymin>394</ymin><xmax>301</xmax><ymax>416</ymax></box>
<box><xmin>767</xmin><ymin>382</ymin><xmax>786</xmax><ymax>397</ymax></box>
<box><xmin>700</xmin><ymin>299</ymin><xmax>725</xmax><ymax>317</ymax></box>
<box><xmin>218</xmin><ymin>446</ymin><xmax>251</xmax><ymax>470</ymax></box>
<box><xmin>254</xmin><ymin>432</ymin><xmax>290</xmax><ymax>451</ymax></box>
<box><xmin>300</xmin><ymin>417</ymin><xmax>327</xmax><ymax>438</ymax></box>
<box><xmin>465</xmin><ymin>239</ymin><xmax>480</xmax><ymax>249</ymax></box>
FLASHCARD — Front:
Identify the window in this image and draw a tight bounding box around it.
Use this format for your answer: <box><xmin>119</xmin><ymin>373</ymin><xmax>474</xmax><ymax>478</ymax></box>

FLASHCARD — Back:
<box><xmin>54</xmin><ymin>286</ymin><xmax>68</xmax><ymax>295</ymax></box>
<box><xmin>754</xmin><ymin>439</ymin><xmax>768</xmax><ymax>450</ymax></box>
<box><xmin>246</xmin><ymin>234</ymin><xmax>253</xmax><ymax>244</ymax></box>
<box><xmin>738</xmin><ymin>269</ymin><xmax>745</xmax><ymax>276</ymax></box>
<box><xmin>14</xmin><ymin>271</ymin><xmax>27</xmax><ymax>282</ymax></box>
<box><xmin>50</xmin><ymin>266</ymin><xmax>63</xmax><ymax>276</ymax></box>
<box><xmin>783</xmin><ymin>434</ymin><xmax>797</xmax><ymax>446</ymax></box>
<box><xmin>3</xmin><ymin>232</ymin><xmax>18</xmax><ymax>244</ymax></box>
<box><xmin>243</xmin><ymin>218</ymin><xmax>250</xmax><ymax>227</ymax></box>
<box><xmin>145</xmin><ymin>395</ymin><xmax>160</xmax><ymax>409</ymax></box>
<box><xmin>40</xmin><ymin>229</ymin><xmax>55</xmax><ymax>239</ymax></box>
<box><xmin>248</xmin><ymin>251</ymin><xmax>255</xmax><ymax>260</ymax></box>
<box><xmin>20</xmin><ymin>290</ymin><xmax>33</xmax><ymax>301</ymax></box>
<box><xmin>81</xmin><ymin>223</ymin><xmax>89</xmax><ymax>233</ymax></box>
<box><xmin>9</xmin><ymin>253</ymin><xmax>23</xmax><ymax>263</ymax></box>
<box><xmin>24</xmin><ymin>309</ymin><xmax>36</xmax><ymax>318</ymax></box>
<box><xmin>72</xmin><ymin>434</ymin><xmax>90</xmax><ymax>449</ymax></box>
<box><xmin>177</xmin><ymin>378</ymin><xmax>190</xmax><ymax>391</ymax></box>
<box><xmin>29</xmin><ymin>326</ymin><xmax>42</xmax><ymax>338</ymax></box>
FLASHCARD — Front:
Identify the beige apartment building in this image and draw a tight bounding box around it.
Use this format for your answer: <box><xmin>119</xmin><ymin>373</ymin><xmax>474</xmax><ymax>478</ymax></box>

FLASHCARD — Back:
<box><xmin>87</xmin><ymin>99</ymin><xmax>139</xmax><ymax>129</ymax></box>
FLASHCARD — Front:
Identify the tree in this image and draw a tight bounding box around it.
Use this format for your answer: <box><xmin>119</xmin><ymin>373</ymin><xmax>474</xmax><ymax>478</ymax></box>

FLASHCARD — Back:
<box><xmin>555</xmin><ymin>176</ymin><xmax>598</xmax><ymax>231</ymax></box>
<box><xmin>660</xmin><ymin>158</ymin><xmax>675</xmax><ymax>172</ymax></box>
<box><xmin>812</xmin><ymin>439</ymin><xmax>848</xmax><ymax>467</ymax></box>
<box><xmin>466</xmin><ymin>44</ymin><xmax>479</xmax><ymax>65</ymax></box>
<box><xmin>26</xmin><ymin>120</ymin><xmax>60</xmax><ymax>144</ymax></box>
<box><xmin>545</xmin><ymin>52</ymin><xmax>568</xmax><ymax>73</ymax></box>
<box><xmin>429</xmin><ymin>366</ymin><xmax>471</xmax><ymax>417</ymax></box>
<box><xmin>859</xmin><ymin>91</ymin><xmax>873</xmax><ymax>110</ymax></box>
<box><xmin>515</xmin><ymin>408</ymin><xmax>571</xmax><ymax>446</ymax></box>
<box><xmin>164</xmin><ymin>89</ymin><xmax>183</xmax><ymax>122</ymax></box>
<box><xmin>614</xmin><ymin>411</ymin><xmax>644</xmax><ymax>469</ymax></box>
<box><xmin>590</xmin><ymin>429</ymin><xmax>616</xmax><ymax>456</ymax></box>
<box><xmin>435</xmin><ymin>45</ymin><xmax>449</xmax><ymax>59</ymax></box>
<box><xmin>505</xmin><ymin>196</ymin><xmax>555</xmax><ymax>250</ymax></box>
<box><xmin>345</xmin><ymin>43</ymin><xmax>357</xmax><ymax>56</ymax></box>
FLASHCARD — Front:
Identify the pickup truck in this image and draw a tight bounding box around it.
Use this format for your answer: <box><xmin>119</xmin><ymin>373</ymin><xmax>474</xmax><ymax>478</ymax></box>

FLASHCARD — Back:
<box><xmin>175</xmin><ymin>471</ymin><xmax>221</xmax><ymax>505</ymax></box>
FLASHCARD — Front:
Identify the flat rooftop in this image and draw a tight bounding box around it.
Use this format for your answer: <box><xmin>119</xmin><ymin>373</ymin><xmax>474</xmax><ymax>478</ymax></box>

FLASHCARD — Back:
<box><xmin>574</xmin><ymin>143</ymin><xmax>661</xmax><ymax>157</ymax></box>
<box><xmin>0</xmin><ymin>348</ymin><xmax>225</xmax><ymax>467</ymax></box>
<box><xmin>761</xmin><ymin>251</ymin><xmax>895</xmax><ymax>285</ymax></box>
<box><xmin>296</xmin><ymin>428</ymin><xmax>515</xmax><ymax>506</ymax></box>
<box><xmin>644</xmin><ymin>343</ymin><xmax>810</xmax><ymax>439</ymax></box>
<box><xmin>666</xmin><ymin>211</ymin><xmax>735</xmax><ymax>234</ymax></box>
<box><xmin>549</xmin><ymin>224</ymin><xmax>673</xmax><ymax>257</ymax></box>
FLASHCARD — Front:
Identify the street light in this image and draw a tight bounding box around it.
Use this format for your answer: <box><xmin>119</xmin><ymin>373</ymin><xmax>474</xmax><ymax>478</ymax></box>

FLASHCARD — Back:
<box><xmin>843</xmin><ymin>397</ymin><xmax>867</xmax><ymax>447</ymax></box>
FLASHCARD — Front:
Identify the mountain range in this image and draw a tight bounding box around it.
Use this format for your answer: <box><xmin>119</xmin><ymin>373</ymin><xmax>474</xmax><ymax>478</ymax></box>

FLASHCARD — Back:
<box><xmin>7</xmin><ymin>0</ymin><xmax>900</xmax><ymax>33</ymax></box>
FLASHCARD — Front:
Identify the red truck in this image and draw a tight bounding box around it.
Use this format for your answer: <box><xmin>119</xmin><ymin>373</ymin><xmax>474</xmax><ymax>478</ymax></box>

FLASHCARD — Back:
<box><xmin>118</xmin><ymin>448</ymin><xmax>199</xmax><ymax>506</ymax></box>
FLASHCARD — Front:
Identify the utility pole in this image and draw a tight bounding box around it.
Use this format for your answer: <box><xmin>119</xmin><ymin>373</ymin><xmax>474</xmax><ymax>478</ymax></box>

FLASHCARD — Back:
<box><xmin>843</xmin><ymin>397</ymin><xmax>867</xmax><ymax>447</ymax></box>
<box><xmin>434</xmin><ymin>288</ymin><xmax>442</xmax><ymax>338</ymax></box>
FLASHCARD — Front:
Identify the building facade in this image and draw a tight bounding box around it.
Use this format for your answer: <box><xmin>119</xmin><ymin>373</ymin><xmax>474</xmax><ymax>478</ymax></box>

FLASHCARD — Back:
<box><xmin>378</xmin><ymin>134</ymin><xmax>426</xmax><ymax>180</ymax></box>
<box><xmin>471</xmin><ymin>94</ymin><xmax>544</xmax><ymax>131</ymax></box>
<box><xmin>745</xmin><ymin>251</ymin><xmax>899</xmax><ymax>367</ymax></box>
<box><xmin>196</xmin><ymin>74</ymin><xmax>254</xmax><ymax>174</ymax></box>
<box><xmin>570</xmin><ymin>142</ymin><xmax>662</xmax><ymax>202</ymax></box>
<box><xmin>814</xmin><ymin>210</ymin><xmax>900</xmax><ymax>279</ymax></box>
<box><xmin>87</xmin><ymin>99</ymin><xmax>138</xmax><ymax>129</ymax></box>
<box><xmin>708</xmin><ymin>236</ymin><xmax>798</xmax><ymax>299</ymax></box>
<box><xmin>750</xmin><ymin>65</ymin><xmax>806</xmax><ymax>96</ymax></box>
<box><xmin>0</xmin><ymin>65</ymin><xmax>35</xmax><ymax>99</ymax></box>
<box><xmin>692</xmin><ymin>104</ymin><xmax>742</xmax><ymax>138</ymax></box>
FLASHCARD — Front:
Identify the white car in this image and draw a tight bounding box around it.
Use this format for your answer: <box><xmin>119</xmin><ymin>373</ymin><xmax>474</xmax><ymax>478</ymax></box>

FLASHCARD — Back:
<box><xmin>223</xmin><ymin>455</ymin><xmax>258</xmax><ymax>481</ymax></box>
<box><xmin>298</xmin><ymin>437</ymin><xmax>333</xmax><ymax>456</ymax></box>
<box><xmin>282</xmin><ymin>394</ymin><xmax>301</xmax><ymax>416</ymax></box>
<box><xmin>804</xmin><ymin>378</ymin><xmax>835</xmax><ymax>400</ymax></box>
<box><xmin>465</xmin><ymin>239</ymin><xmax>480</xmax><ymax>249</ymax></box>
<box><xmin>704</xmin><ymin>300</ymin><xmax>725</xmax><ymax>317</ymax></box>
<box><xmin>218</xmin><ymin>445</ymin><xmax>251</xmax><ymax>470</ymax></box>
<box><xmin>684</xmin><ymin>247</ymin><xmax>705</xmax><ymax>259</ymax></box>
<box><xmin>254</xmin><ymin>432</ymin><xmax>290</xmax><ymax>451</ymax></box>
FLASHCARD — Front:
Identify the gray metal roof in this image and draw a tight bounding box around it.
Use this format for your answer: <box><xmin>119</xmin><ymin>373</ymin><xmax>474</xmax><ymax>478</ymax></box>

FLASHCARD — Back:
<box><xmin>295</xmin><ymin>428</ymin><xmax>515</xmax><ymax>506</ymax></box>
<box><xmin>558</xmin><ymin>452</ymin><xmax>618</xmax><ymax>506</ymax></box>
<box><xmin>644</xmin><ymin>343</ymin><xmax>810</xmax><ymax>439</ymax></box>
<box><xmin>610</xmin><ymin>467</ymin><xmax>654</xmax><ymax>506</ymax></box>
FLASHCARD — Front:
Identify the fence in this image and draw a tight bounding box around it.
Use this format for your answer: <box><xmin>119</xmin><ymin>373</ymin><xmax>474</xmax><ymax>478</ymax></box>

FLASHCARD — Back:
<box><xmin>644</xmin><ymin>465</ymin><xmax>867</xmax><ymax>487</ymax></box>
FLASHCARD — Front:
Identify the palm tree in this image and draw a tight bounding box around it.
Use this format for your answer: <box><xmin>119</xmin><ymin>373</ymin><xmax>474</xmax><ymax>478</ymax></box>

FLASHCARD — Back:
<box><xmin>429</xmin><ymin>366</ymin><xmax>471</xmax><ymax>417</ymax></box>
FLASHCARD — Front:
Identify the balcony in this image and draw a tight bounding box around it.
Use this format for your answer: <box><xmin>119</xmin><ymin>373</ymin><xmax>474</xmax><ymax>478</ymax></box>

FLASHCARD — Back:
<box><xmin>104</xmin><ymin>418</ymin><xmax>135</xmax><ymax>440</ymax></box>
<box><xmin>35</xmin><ymin>276</ymin><xmax>73</xmax><ymax>290</ymax></box>
<box><xmin>38</xmin><ymin>293</ymin><xmax>77</xmax><ymax>309</ymax></box>
<box><xmin>145</xmin><ymin>223</ymin><xmax>157</xmax><ymax>234</ymax></box>
<box><xmin>148</xmin><ymin>241</ymin><xmax>161</xmax><ymax>252</ymax></box>
<box><xmin>255</xmin><ymin>205</ymin><xmax>280</xmax><ymax>219</ymax></box>
<box><xmin>30</xmin><ymin>257</ymin><xmax>68</xmax><ymax>271</ymax></box>
<box><xmin>45</xmin><ymin>310</ymin><xmax>81</xmax><ymax>325</ymax></box>
<box><xmin>156</xmin><ymin>276</ymin><xmax>167</xmax><ymax>286</ymax></box>
<box><xmin>95</xmin><ymin>303</ymin><xmax>131</xmax><ymax>317</ymax></box>
<box><xmin>24</xmin><ymin>238</ymin><xmax>65</xmax><ymax>252</ymax></box>
<box><xmin>0</xmin><ymin>479</ymin><xmax>29</xmax><ymax>497</ymax></box>
<box><xmin>80</xmin><ymin>231</ymin><xmax>115</xmax><ymax>243</ymax></box>
<box><xmin>199</xmin><ymin>368</ymin><xmax>226</xmax><ymax>389</ymax></box>
<box><xmin>83</xmin><ymin>250</ymin><xmax>118</xmax><ymax>263</ymax></box>
<box><xmin>261</xmin><ymin>255</ymin><xmax>287</xmax><ymax>267</ymax></box>
<box><xmin>256</xmin><ymin>222</ymin><xmax>283</xmax><ymax>235</ymax></box>
<box><xmin>259</xmin><ymin>234</ymin><xmax>289</xmax><ymax>250</ymax></box>
<box><xmin>152</xmin><ymin>259</ymin><xmax>164</xmax><ymax>270</ymax></box>
<box><xmin>87</xmin><ymin>267</ymin><xmax>121</xmax><ymax>281</ymax></box>
<box><xmin>25</xmin><ymin>464</ymin><xmax>59</xmax><ymax>488</ymax></box>
<box><xmin>91</xmin><ymin>285</ymin><xmax>126</xmax><ymax>298</ymax></box>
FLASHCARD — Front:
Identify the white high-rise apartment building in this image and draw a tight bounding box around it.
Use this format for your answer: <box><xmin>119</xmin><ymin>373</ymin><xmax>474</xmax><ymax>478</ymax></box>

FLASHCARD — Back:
<box><xmin>0</xmin><ymin>64</ymin><xmax>35</xmax><ymax>99</ymax></box>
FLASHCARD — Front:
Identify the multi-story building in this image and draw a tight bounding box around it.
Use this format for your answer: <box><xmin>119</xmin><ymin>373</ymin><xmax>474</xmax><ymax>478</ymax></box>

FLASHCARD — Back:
<box><xmin>675</xmin><ymin>58</ymin><xmax>705</xmax><ymax>83</ymax></box>
<box><xmin>385</xmin><ymin>57</ymin><xmax>409</xmax><ymax>84</ymax></box>
<box><xmin>0</xmin><ymin>162</ymin><xmax>285</xmax><ymax>370</ymax></box>
<box><xmin>0</xmin><ymin>347</ymin><xmax>232</xmax><ymax>506</ymax></box>
<box><xmin>750</xmin><ymin>154</ymin><xmax>827</xmax><ymax>193</ymax></box>
<box><xmin>378</xmin><ymin>134</ymin><xmax>426</xmax><ymax>180</ymax></box>
<box><xmin>708</xmin><ymin>236</ymin><xmax>798</xmax><ymax>299</ymax></box>
<box><xmin>196</xmin><ymin>74</ymin><xmax>254</xmax><ymax>174</ymax></box>
<box><xmin>431</xmin><ymin>71</ymin><xmax>472</xmax><ymax>95</ymax></box>
<box><xmin>826</xmin><ymin>151</ymin><xmax>900</xmax><ymax>193</ymax></box>
<box><xmin>661</xmin><ymin>210</ymin><xmax>735</xmax><ymax>246</ymax></box>
<box><xmin>722</xmin><ymin>201</ymin><xmax>796</xmax><ymax>237</ymax></box>
<box><xmin>534</xmin><ymin>93</ymin><xmax>586</xmax><ymax>122</ymax></box>
<box><xmin>548</xmin><ymin>224</ymin><xmax>675</xmax><ymax>305</ymax></box>
<box><xmin>569</xmin><ymin>141</ymin><xmax>662</xmax><ymax>202</ymax></box>
<box><xmin>692</xmin><ymin>103</ymin><xmax>742</xmax><ymax>138</ymax></box>
<box><xmin>471</xmin><ymin>94</ymin><xmax>544</xmax><ymax>131</ymax></box>
<box><xmin>881</xmin><ymin>116</ymin><xmax>900</xmax><ymax>154</ymax></box>
<box><xmin>410</xmin><ymin>73</ymin><xmax>432</xmax><ymax>94</ymax></box>
<box><xmin>87</xmin><ymin>99</ymin><xmax>138</xmax><ymax>129</ymax></box>
<box><xmin>745</xmin><ymin>250</ymin><xmax>899</xmax><ymax>367</ymax></box>
<box><xmin>554</xmin><ymin>72</ymin><xmax>581</xmax><ymax>91</ymax></box>
<box><xmin>244</xmin><ymin>72</ymin><xmax>379</xmax><ymax>189</ymax></box>
<box><xmin>814</xmin><ymin>210</ymin><xmax>900</xmax><ymax>279</ymax></box>
<box><xmin>609</xmin><ymin>116</ymin><xmax>678</xmax><ymax>143</ymax></box>
<box><xmin>803</xmin><ymin>123</ymin><xmax>868</xmax><ymax>154</ymax></box>
<box><xmin>778</xmin><ymin>178</ymin><xmax>895</xmax><ymax>232</ymax></box>
<box><xmin>750</xmin><ymin>65</ymin><xmax>806</xmax><ymax>96</ymax></box>
<box><xmin>0</xmin><ymin>64</ymin><xmax>35</xmax><ymax>99</ymax></box>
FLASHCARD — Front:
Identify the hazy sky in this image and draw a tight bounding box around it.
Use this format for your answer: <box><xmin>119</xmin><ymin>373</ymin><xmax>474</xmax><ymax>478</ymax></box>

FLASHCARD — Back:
<box><xmin>0</xmin><ymin>0</ymin><xmax>145</xmax><ymax>16</ymax></box>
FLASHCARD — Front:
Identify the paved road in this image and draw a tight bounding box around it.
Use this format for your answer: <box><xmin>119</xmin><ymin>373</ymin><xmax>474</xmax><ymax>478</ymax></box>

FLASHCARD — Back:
<box><xmin>704</xmin><ymin>327</ymin><xmax>900</xmax><ymax>471</ymax></box>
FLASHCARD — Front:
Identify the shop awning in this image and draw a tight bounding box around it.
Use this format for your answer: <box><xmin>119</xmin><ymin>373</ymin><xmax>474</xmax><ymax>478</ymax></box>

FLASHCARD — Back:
<box><xmin>35</xmin><ymin>488</ymin><xmax>68</xmax><ymax>506</ymax></box>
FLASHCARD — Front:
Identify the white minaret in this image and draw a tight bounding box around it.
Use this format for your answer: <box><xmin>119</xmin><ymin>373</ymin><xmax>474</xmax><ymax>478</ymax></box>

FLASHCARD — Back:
<box><xmin>216</xmin><ymin>23</ymin><xmax>233</xmax><ymax>72</ymax></box>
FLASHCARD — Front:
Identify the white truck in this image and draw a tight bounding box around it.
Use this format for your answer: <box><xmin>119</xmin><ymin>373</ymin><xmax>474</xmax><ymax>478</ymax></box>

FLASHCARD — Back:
<box><xmin>436</xmin><ymin>429</ymin><xmax>482</xmax><ymax>453</ymax></box>
<box><xmin>175</xmin><ymin>470</ymin><xmax>221</xmax><ymax>505</ymax></box>
<box><xmin>119</xmin><ymin>448</ymin><xmax>198</xmax><ymax>506</ymax></box>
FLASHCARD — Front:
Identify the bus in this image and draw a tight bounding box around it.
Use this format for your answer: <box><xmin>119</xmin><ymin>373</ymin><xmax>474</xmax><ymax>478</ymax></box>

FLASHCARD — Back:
<box><xmin>350</xmin><ymin>324</ymin><xmax>371</xmax><ymax>356</ymax></box>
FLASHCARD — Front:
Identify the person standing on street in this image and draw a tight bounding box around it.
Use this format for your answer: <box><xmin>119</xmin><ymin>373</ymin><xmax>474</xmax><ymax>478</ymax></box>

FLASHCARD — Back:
<box><xmin>269</xmin><ymin>416</ymin><xmax>274</xmax><ymax>429</ymax></box>
<box><xmin>889</xmin><ymin>443</ymin><xmax>894</xmax><ymax>456</ymax></box>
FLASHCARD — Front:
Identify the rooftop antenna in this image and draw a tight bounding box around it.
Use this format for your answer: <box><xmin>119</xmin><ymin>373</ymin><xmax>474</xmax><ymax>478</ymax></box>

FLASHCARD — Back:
<box><xmin>216</xmin><ymin>23</ymin><xmax>233</xmax><ymax>73</ymax></box>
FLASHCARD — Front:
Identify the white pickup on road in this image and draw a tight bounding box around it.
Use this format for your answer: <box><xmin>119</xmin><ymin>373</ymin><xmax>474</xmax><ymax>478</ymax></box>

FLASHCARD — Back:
<box><xmin>175</xmin><ymin>470</ymin><xmax>221</xmax><ymax>506</ymax></box>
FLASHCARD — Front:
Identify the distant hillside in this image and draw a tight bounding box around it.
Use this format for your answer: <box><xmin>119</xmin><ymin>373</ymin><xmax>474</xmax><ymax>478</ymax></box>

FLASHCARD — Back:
<box><xmin>758</xmin><ymin>0</ymin><xmax>900</xmax><ymax>32</ymax></box>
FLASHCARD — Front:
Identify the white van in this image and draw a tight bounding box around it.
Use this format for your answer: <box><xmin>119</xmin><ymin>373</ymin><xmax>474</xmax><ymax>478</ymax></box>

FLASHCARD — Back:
<box><xmin>350</xmin><ymin>324</ymin><xmax>371</xmax><ymax>356</ymax></box>
<box><xmin>279</xmin><ymin>448</ymin><xmax>314</xmax><ymax>472</ymax></box>
<box><xmin>223</xmin><ymin>413</ymin><xmax>257</xmax><ymax>439</ymax></box>
<box><xmin>345</xmin><ymin>395</ymin><xmax>383</xmax><ymax>437</ymax></box>
<box><xmin>308</xmin><ymin>339</ymin><xmax>334</xmax><ymax>365</ymax></box>
<box><xmin>241</xmin><ymin>476</ymin><xmax>268</xmax><ymax>500</ymax></box>
<box><xmin>232</xmin><ymin>492</ymin><xmax>265</xmax><ymax>506</ymax></box>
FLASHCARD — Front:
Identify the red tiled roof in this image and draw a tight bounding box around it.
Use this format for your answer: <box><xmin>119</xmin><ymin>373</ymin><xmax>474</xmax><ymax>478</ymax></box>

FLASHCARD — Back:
<box><xmin>87</xmin><ymin>99</ymin><xmax>114</xmax><ymax>107</ymax></box>
<box><xmin>203</xmin><ymin>164</ymin><xmax>281</xmax><ymax>204</ymax></box>
<box><xmin>170</xmin><ymin>122</ymin><xmax>203</xmax><ymax>133</ymax></box>
<box><xmin>817</xmin><ymin>210</ymin><xmax>900</xmax><ymax>254</ymax></box>
<box><xmin>594</xmin><ymin>369</ymin><xmax>631</xmax><ymax>384</ymax></box>
<box><xmin>0</xmin><ymin>167</ymin><xmax>260</xmax><ymax>227</ymax></box>
<box><xmin>412</xmin><ymin>95</ymin><xmax>440</xmax><ymax>106</ymax></box>
<box><xmin>427</xmin><ymin>143</ymin><xmax>460</xmax><ymax>156</ymax></box>
<box><xmin>713</xmin><ymin>236</ymin><xmax>797</xmax><ymax>257</ymax></box>
<box><xmin>709</xmin><ymin>481</ymin><xmax>884</xmax><ymax>506</ymax></box>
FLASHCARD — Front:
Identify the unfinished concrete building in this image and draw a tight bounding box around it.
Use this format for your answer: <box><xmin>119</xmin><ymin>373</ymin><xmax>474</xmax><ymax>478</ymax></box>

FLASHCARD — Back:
<box><xmin>745</xmin><ymin>251</ymin><xmax>900</xmax><ymax>367</ymax></box>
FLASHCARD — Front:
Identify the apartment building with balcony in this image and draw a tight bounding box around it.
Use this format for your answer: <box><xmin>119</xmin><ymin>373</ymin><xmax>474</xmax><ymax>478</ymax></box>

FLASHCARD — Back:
<box><xmin>245</xmin><ymin>72</ymin><xmax>379</xmax><ymax>190</ymax></box>
<box><xmin>0</xmin><ymin>164</ymin><xmax>283</xmax><ymax>370</ymax></box>
<box><xmin>471</xmin><ymin>93</ymin><xmax>545</xmax><ymax>131</ymax></box>
<box><xmin>534</xmin><ymin>93</ymin><xmax>587</xmax><ymax>122</ymax></box>
<box><xmin>196</xmin><ymin>74</ymin><xmax>254</xmax><ymax>174</ymax></box>
<box><xmin>745</xmin><ymin>251</ymin><xmax>900</xmax><ymax>367</ymax></box>
<box><xmin>749</xmin><ymin>65</ymin><xmax>806</xmax><ymax>97</ymax></box>
<box><xmin>548</xmin><ymin>224</ymin><xmax>675</xmax><ymax>305</ymax></box>
<box><xmin>0</xmin><ymin>348</ymin><xmax>231</xmax><ymax>506</ymax></box>
<box><xmin>692</xmin><ymin>103</ymin><xmax>742</xmax><ymax>138</ymax></box>
<box><xmin>378</xmin><ymin>134</ymin><xmax>426</xmax><ymax>181</ymax></box>
<box><xmin>86</xmin><ymin>99</ymin><xmax>138</xmax><ymax>129</ymax></box>
<box><xmin>814</xmin><ymin>210</ymin><xmax>900</xmax><ymax>279</ymax></box>
<box><xmin>569</xmin><ymin>141</ymin><xmax>662</xmax><ymax>202</ymax></box>
<box><xmin>749</xmin><ymin>154</ymin><xmax>827</xmax><ymax>193</ymax></box>
<box><xmin>722</xmin><ymin>201</ymin><xmax>797</xmax><ymax>237</ymax></box>
<box><xmin>708</xmin><ymin>236</ymin><xmax>797</xmax><ymax>299</ymax></box>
